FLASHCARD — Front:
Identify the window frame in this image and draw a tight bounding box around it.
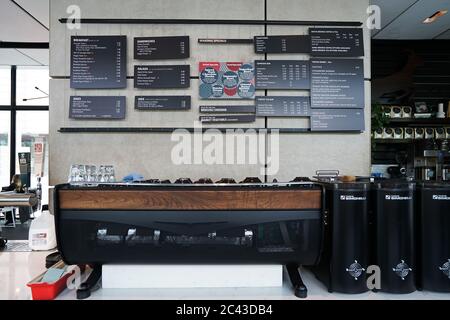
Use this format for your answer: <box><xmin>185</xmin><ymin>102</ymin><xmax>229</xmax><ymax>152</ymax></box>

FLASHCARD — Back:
<box><xmin>0</xmin><ymin>65</ymin><xmax>49</xmax><ymax>181</ymax></box>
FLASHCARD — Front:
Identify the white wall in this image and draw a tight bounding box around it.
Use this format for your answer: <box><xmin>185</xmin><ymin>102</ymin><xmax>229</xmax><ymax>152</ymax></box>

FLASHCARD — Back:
<box><xmin>49</xmin><ymin>0</ymin><xmax>371</xmax><ymax>184</ymax></box>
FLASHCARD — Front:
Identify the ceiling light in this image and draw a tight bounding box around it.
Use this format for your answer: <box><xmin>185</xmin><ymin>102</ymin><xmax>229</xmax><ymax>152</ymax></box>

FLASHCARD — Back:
<box><xmin>423</xmin><ymin>10</ymin><xmax>448</xmax><ymax>23</ymax></box>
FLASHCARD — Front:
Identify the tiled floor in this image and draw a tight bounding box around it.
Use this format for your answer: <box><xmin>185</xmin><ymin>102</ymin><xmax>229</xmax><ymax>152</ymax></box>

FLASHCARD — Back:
<box><xmin>0</xmin><ymin>251</ymin><xmax>49</xmax><ymax>300</ymax></box>
<box><xmin>1</xmin><ymin>250</ymin><xmax>449</xmax><ymax>300</ymax></box>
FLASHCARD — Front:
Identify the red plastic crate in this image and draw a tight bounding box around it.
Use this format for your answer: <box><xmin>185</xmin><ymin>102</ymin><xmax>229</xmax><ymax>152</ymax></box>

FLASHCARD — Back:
<box><xmin>27</xmin><ymin>268</ymin><xmax>74</xmax><ymax>300</ymax></box>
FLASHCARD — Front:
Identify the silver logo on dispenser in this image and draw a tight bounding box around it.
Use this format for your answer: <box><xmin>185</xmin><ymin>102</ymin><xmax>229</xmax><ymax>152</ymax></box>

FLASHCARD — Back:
<box><xmin>439</xmin><ymin>259</ymin><xmax>450</xmax><ymax>279</ymax></box>
<box><xmin>392</xmin><ymin>260</ymin><xmax>412</xmax><ymax>280</ymax></box>
<box><xmin>346</xmin><ymin>260</ymin><xmax>365</xmax><ymax>280</ymax></box>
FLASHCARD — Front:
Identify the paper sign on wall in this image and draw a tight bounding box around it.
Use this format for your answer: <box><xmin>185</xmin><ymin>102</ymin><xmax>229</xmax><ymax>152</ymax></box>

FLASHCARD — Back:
<box><xmin>199</xmin><ymin>62</ymin><xmax>255</xmax><ymax>99</ymax></box>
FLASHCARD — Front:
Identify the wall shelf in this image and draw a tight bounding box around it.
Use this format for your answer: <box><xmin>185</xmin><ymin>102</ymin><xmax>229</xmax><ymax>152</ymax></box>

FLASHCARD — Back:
<box><xmin>58</xmin><ymin>127</ymin><xmax>362</xmax><ymax>134</ymax></box>
<box><xmin>386</xmin><ymin>118</ymin><xmax>450</xmax><ymax>126</ymax></box>
<box><xmin>58</xmin><ymin>18</ymin><xmax>362</xmax><ymax>27</ymax></box>
<box><xmin>374</xmin><ymin>138</ymin><xmax>448</xmax><ymax>144</ymax></box>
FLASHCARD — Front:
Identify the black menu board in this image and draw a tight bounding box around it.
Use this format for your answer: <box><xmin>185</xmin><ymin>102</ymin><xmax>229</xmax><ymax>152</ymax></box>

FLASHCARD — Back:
<box><xmin>310</xmin><ymin>109</ymin><xmax>364</xmax><ymax>131</ymax></box>
<box><xmin>310</xmin><ymin>59</ymin><xmax>364</xmax><ymax>109</ymax></box>
<box><xmin>255</xmin><ymin>60</ymin><xmax>310</xmax><ymax>90</ymax></box>
<box><xmin>134</xmin><ymin>65</ymin><xmax>190</xmax><ymax>89</ymax></box>
<box><xmin>199</xmin><ymin>115</ymin><xmax>256</xmax><ymax>123</ymax></box>
<box><xmin>69</xmin><ymin>96</ymin><xmax>126</xmax><ymax>119</ymax></box>
<box><xmin>70</xmin><ymin>36</ymin><xmax>126</xmax><ymax>89</ymax></box>
<box><xmin>309</xmin><ymin>28</ymin><xmax>364</xmax><ymax>57</ymax></box>
<box><xmin>134</xmin><ymin>36</ymin><xmax>189</xmax><ymax>60</ymax></box>
<box><xmin>254</xmin><ymin>35</ymin><xmax>310</xmax><ymax>54</ymax></box>
<box><xmin>135</xmin><ymin>96</ymin><xmax>191</xmax><ymax>110</ymax></box>
<box><xmin>256</xmin><ymin>96</ymin><xmax>310</xmax><ymax>117</ymax></box>
<box><xmin>200</xmin><ymin>105</ymin><xmax>256</xmax><ymax>113</ymax></box>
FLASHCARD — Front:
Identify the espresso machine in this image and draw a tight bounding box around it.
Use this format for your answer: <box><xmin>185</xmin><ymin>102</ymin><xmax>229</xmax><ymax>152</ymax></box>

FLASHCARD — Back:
<box><xmin>415</xmin><ymin>141</ymin><xmax>450</xmax><ymax>181</ymax></box>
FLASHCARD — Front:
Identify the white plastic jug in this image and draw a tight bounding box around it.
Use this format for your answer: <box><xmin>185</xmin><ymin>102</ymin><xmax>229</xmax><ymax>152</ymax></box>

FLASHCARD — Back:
<box><xmin>28</xmin><ymin>210</ymin><xmax>57</xmax><ymax>251</ymax></box>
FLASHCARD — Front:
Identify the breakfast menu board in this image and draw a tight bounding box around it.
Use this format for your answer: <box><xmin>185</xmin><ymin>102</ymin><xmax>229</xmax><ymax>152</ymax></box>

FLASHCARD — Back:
<box><xmin>255</xmin><ymin>60</ymin><xmax>310</xmax><ymax>90</ymax></box>
<box><xmin>69</xmin><ymin>96</ymin><xmax>126</xmax><ymax>119</ymax></box>
<box><xmin>310</xmin><ymin>109</ymin><xmax>364</xmax><ymax>131</ymax></box>
<box><xmin>256</xmin><ymin>96</ymin><xmax>310</xmax><ymax>117</ymax></box>
<box><xmin>70</xmin><ymin>36</ymin><xmax>126</xmax><ymax>89</ymax></box>
<box><xmin>135</xmin><ymin>96</ymin><xmax>191</xmax><ymax>110</ymax></box>
<box><xmin>309</xmin><ymin>28</ymin><xmax>364</xmax><ymax>57</ymax></box>
<box><xmin>134</xmin><ymin>36</ymin><xmax>189</xmax><ymax>60</ymax></box>
<box><xmin>254</xmin><ymin>35</ymin><xmax>310</xmax><ymax>54</ymax></box>
<box><xmin>199</xmin><ymin>62</ymin><xmax>255</xmax><ymax>99</ymax></box>
<box><xmin>134</xmin><ymin>65</ymin><xmax>190</xmax><ymax>89</ymax></box>
<box><xmin>310</xmin><ymin>59</ymin><xmax>364</xmax><ymax>109</ymax></box>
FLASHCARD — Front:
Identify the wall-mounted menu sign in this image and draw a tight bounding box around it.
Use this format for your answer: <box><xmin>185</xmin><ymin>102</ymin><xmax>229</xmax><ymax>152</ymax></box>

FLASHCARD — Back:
<box><xmin>200</xmin><ymin>105</ymin><xmax>256</xmax><ymax>113</ymax></box>
<box><xmin>69</xmin><ymin>96</ymin><xmax>126</xmax><ymax>119</ymax></box>
<box><xmin>135</xmin><ymin>96</ymin><xmax>191</xmax><ymax>110</ymax></box>
<box><xmin>310</xmin><ymin>59</ymin><xmax>364</xmax><ymax>109</ymax></box>
<box><xmin>309</xmin><ymin>28</ymin><xmax>364</xmax><ymax>57</ymax></box>
<box><xmin>199</xmin><ymin>62</ymin><xmax>255</xmax><ymax>99</ymax></box>
<box><xmin>134</xmin><ymin>65</ymin><xmax>190</xmax><ymax>89</ymax></box>
<box><xmin>256</xmin><ymin>96</ymin><xmax>310</xmax><ymax>117</ymax></box>
<box><xmin>199</xmin><ymin>115</ymin><xmax>256</xmax><ymax>123</ymax></box>
<box><xmin>310</xmin><ymin>109</ymin><xmax>364</xmax><ymax>131</ymax></box>
<box><xmin>134</xmin><ymin>36</ymin><xmax>189</xmax><ymax>60</ymax></box>
<box><xmin>70</xmin><ymin>36</ymin><xmax>126</xmax><ymax>89</ymax></box>
<box><xmin>255</xmin><ymin>60</ymin><xmax>310</xmax><ymax>90</ymax></box>
<box><xmin>198</xmin><ymin>39</ymin><xmax>253</xmax><ymax>44</ymax></box>
<box><xmin>254</xmin><ymin>35</ymin><xmax>310</xmax><ymax>54</ymax></box>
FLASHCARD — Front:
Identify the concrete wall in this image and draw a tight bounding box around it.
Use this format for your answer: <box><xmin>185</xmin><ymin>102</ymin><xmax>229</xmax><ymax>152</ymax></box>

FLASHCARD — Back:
<box><xmin>49</xmin><ymin>0</ymin><xmax>371</xmax><ymax>184</ymax></box>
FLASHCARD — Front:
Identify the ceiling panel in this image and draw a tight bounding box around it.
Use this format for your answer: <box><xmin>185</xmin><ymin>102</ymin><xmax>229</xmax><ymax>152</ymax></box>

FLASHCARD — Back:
<box><xmin>370</xmin><ymin>0</ymin><xmax>419</xmax><ymax>36</ymax></box>
<box><xmin>15</xmin><ymin>0</ymin><xmax>50</xmax><ymax>29</ymax></box>
<box><xmin>0</xmin><ymin>0</ymin><xmax>49</xmax><ymax>42</ymax></box>
<box><xmin>435</xmin><ymin>29</ymin><xmax>450</xmax><ymax>39</ymax></box>
<box><xmin>16</xmin><ymin>48</ymin><xmax>48</xmax><ymax>65</ymax></box>
<box><xmin>374</xmin><ymin>0</ymin><xmax>450</xmax><ymax>39</ymax></box>
<box><xmin>0</xmin><ymin>49</ymin><xmax>40</xmax><ymax>65</ymax></box>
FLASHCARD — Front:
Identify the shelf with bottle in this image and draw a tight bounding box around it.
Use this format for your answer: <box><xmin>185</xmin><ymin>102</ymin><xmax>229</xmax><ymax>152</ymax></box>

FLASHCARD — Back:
<box><xmin>378</xmin><ymin>102</ymin><xmax>450</xmax><ymax>126</ymax></box>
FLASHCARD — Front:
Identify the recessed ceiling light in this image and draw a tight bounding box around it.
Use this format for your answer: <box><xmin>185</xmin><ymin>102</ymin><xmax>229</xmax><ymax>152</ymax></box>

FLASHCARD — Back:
<box><xmin>423</xmin><ymin>10</ymin><xmax>448</xmax><ymax>24</ymax></box>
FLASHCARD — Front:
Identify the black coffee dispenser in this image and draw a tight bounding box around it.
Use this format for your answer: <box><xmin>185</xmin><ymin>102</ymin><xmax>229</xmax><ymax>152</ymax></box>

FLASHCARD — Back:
<box><xmin>373</xmin><ymin>181</ymin><xmax>416</xmax><ymax>293</ymax></box>
<box><xmin>310</xmin><ymin>182</ymin><xmax>371</xmax><ymax>293</ymax></box>
<box><xmin>417</xmin><ymin>182</ymin><xmax>450</xmax><ymax>292</ymax></box>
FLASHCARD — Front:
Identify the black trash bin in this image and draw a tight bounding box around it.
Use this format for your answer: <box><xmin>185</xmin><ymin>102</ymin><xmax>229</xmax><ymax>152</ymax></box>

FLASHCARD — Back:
<box><xmin>311</xmin><ymin>182</ymin><xmax>370</xmax><ymax>293</ymax></box>
<box><xmin>374</xmin><ymin>181</ymin><xmax>416</xmax><ymax>293</ymax></box>
<box><xmin>417</xmin><ymin>182</ymin><xmax>450</xmax><ymax>292</ymax></box>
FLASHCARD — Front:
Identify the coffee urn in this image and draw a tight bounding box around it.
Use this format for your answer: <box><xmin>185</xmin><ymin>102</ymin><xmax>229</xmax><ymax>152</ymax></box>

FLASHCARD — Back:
<box><xmin>310</xmin><ymin>182</ymin><xmax>371</xmax><ymax>293</ymax></box>
<box><xmin>417</xmin><ymin>182</ymin><xmax>450</xmax><ymax>292</ymax></box>
<box><xmin>373</xmin><ymin>181</ymin><xmax>416</xmax><ymax>293</ymax></box>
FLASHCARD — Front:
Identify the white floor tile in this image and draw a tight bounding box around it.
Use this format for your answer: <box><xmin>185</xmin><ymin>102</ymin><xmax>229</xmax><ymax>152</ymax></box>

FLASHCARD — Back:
<box><xmin>1</xmin><ymin>251</ymin><xmax>449</xmax><ymax>300</ymax></box>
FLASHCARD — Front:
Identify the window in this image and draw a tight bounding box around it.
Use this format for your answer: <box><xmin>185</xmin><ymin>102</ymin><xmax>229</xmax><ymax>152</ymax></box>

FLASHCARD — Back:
<box><xmin>0</xmin><ymin>65</ymin><xmax>49</xmax><ymax>204</ymax></box>
<box><xmin>15</xmin><ymin>111</ymin><xmax>49</xmax><ymax>203</ymax></box>
<box><xmin>16</xmin><ymin>66</ymin><xmax>49</xmax><ymax>106</ymax></box>
<box><xmin>0</xmin><ymin>111</ymin><xmax>10</xmax><ymax>186</ymax></box>
<box><xmin>0</xmin><ymin>66</ymin><xmax>11</xmax><ymax>105</ymax></box>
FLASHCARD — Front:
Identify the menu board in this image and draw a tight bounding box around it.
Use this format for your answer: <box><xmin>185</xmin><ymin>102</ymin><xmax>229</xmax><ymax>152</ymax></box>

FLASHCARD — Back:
<box><xmin>199</xmin><ymin>115</ymin><xmax>256</xmax><ymax>123</ymax></box>
<box><xmin>199</xmin><ymin>62</ymin><xmax>255</xmax><ymax>99</ymax></box>
<box><xmin>69</xmin><ymin>96</ymin><xmax>126</xmax><ymax>119</ymax></box>
<box><xmin>134</xmin><ymin>36</ymin><xmax>189</xmax><ymax>60</ymax></box>
<box><xmin>310</xmin><ymin>109</ymin><xmax>364</xmax><ymax>131</ymax></box>
<box><xmin>200</xmin><ymin>105</ymin><xmax>256</xmax><ymax>113</ymax></box>
<box><xmin>310</xmin><ymin>28</ymin><xmax>364</xmax><ymax>57</ymax></box>
<box><xmin>256</xmin><ymin>96</ymin><xmax>310</xmax><ymax>117</ymax></box>
<box><xmin>254</xmin><ymin>35</ymin><xmax>310</xmax><ymax>54</ymax></box>
<box><xmin>134</xmin><ymin>65</ymin><xmax>190</xmax><ymax>89</ymax></box>
<box><xmin>70</xmin><ymin>36</ymin><xmax>126</xmax><ymax>89</ymax></box>
<box><xmin>135</xmin><ymin>96</ymin><xmax>191</xmax><ymax>110</ymax></box>
<box><xmin>198</xmin><ymin>39</ymin><xmax>253</xmax><ymax>44</ymax></box>
<box><xmin>255</xmin><ymin>60</ymin><xmax>310</xmax><ymax>89</ymax></box>
<box><xmin>310</xmin><ymin>59</ymin><xmax>364</xmax><ymax>109</ymax></box>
